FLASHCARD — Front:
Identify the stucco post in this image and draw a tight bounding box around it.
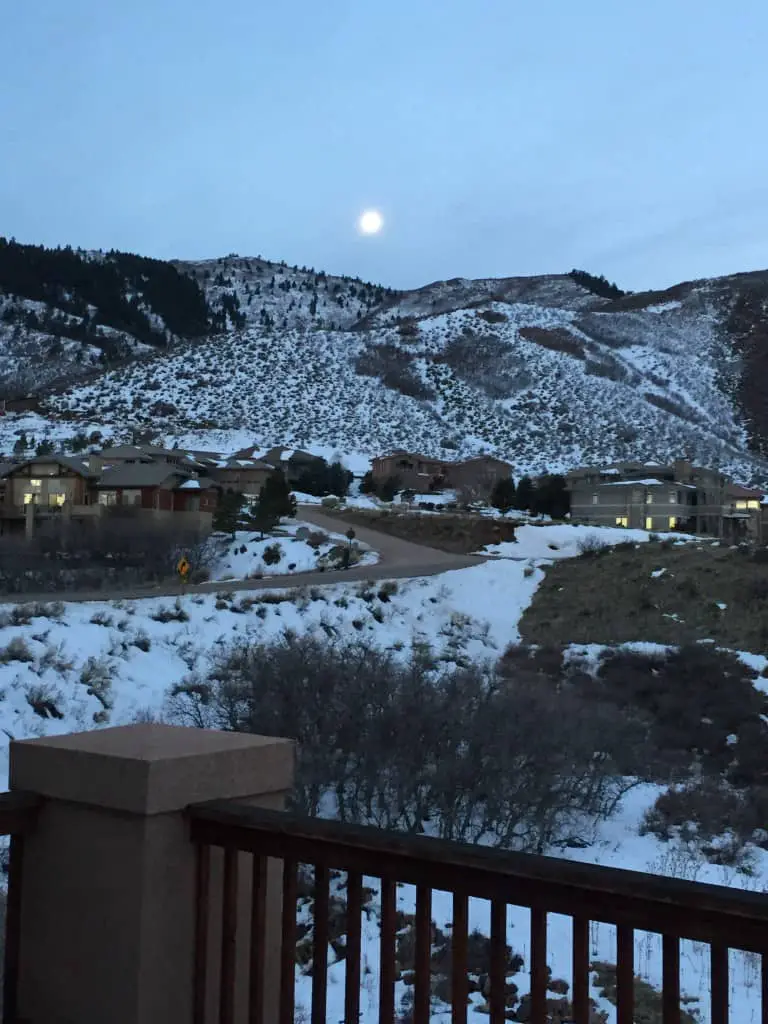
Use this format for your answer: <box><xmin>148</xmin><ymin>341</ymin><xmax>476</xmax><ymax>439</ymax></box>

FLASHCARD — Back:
<box><xmin>9</xmin><ymin>723</ymin><xmax>294</xmax><ymax>1024</ymax></box>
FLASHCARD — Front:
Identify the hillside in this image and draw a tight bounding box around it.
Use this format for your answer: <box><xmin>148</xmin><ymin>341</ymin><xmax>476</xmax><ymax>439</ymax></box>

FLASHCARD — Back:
<box><xmin>3</xmin><ymin>238</ymin><xmax>768</xmax><ymax>484</ymax></box>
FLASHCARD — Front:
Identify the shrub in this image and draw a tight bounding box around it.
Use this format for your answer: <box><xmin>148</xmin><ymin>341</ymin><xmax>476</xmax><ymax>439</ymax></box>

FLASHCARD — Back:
<box><xmin>26</xmin><ymin>683</ymin><xmax>64</xmax><ymax>720</ymax></box>
<box><xmin>90</xmin><ymin>611</ymin><xmax>114</xmax><ymax>628</ymax></box>
<box><xmin>151</xmin><ymin>599</ymin><xmax>190</xmax><ymax>623</ymax></box>
<box><xmin>262</xmin><ymin>543</ymin><xmax>282</xmax><ymax>566</ymax></box>
<box><xmin>576</xmin><ymin>535</ymin><xmax>610</xmax><ymax>557</ymax></box>
<box><xmin>0</xmin><ymin>637</ymin><xmax>34</xmax><ymax>664</ymax></box>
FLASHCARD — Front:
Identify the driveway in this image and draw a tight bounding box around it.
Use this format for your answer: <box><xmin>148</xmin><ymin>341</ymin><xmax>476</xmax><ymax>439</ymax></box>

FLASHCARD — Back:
<box><xmin>0</xmin><ymin>506</ymin><xmax>487</xmax><ymax>606</ymax></box>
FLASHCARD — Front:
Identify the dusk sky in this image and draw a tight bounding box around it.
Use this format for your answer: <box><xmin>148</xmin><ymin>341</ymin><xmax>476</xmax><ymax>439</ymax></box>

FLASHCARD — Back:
<box><xmin>3</xmin><ymin>0</ymin><xmax>767</xmax><ymax>293</ymax></box>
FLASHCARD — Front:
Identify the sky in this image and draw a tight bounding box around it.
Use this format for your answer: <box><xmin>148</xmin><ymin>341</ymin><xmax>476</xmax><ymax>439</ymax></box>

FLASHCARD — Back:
<box><xmin>2</xmin><ymin>0</ymin><xmax>768</xmax><ymax>293</ymax></box>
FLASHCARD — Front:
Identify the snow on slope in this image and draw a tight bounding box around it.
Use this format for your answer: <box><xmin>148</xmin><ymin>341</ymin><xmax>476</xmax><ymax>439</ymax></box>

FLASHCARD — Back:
<box><xmin>38</xmin><ymin>287</ymin><xmax>768</xmax><ymax>486</ymax></box>
<box><xmin>0</xmin><ymin>525</ymin><xmax>764</xmax><ymax>1020</ymax></box>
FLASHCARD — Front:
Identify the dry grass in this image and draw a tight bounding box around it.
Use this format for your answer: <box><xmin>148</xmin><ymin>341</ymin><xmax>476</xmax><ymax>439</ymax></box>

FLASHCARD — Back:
<box><xmin>520</xmin><ymin>541</ymin><xmax>768</xmax><ymax>654</ymax></box>
<box><xmin>332</xmin><ymin>509</ymin><xmax>517</xmax><ymax>553</ymax></box>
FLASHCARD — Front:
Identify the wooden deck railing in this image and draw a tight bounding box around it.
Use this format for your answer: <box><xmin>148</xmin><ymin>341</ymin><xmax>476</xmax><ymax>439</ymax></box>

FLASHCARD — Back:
<box><xmin>0</xmin><ymin>792</ymin><xmax>41</xmax><ymax>1024</ymax></box>
<box><xmin>189</xmin><ymin>800</ymin><xmax>768</xmax><ymax>1024</ymax></box>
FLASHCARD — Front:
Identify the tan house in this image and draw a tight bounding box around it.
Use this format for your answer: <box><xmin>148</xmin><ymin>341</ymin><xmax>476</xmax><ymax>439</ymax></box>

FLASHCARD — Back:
<box><xmin>0</xmin><ymin>456</ymin><xmax>99</xmax><ymax>537</ymax></box>
<box><xmin>209</xmin><ymin>457</ymin><xmax>275</xmax><ymax>497</ymax></box>
<box><xmin>567</xmin><ymin>459</ymin><xmax>765</xmax><ymax>540</ymax></box>
<box><xmin>371</xmin><ymin>451</ymin><xmax>448</xmax><ymax>491</ymax></box>
<box><xmin>371</xmin><ymin>451</ymin><xmax>514</xmax><ymax>499</ymax></box>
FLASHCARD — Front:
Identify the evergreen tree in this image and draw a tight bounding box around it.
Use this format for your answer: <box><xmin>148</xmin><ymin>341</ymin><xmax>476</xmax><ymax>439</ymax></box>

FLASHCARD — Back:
<box><xmin>213</xmin><ymin>491</ymin><xmax>244</xmax><ymax>537</ymax></box>
<box><xmin>360</xmin><ymin>470</ymin><xmax>376</xmax><ymax>494</ymax></box>
<box><xmin>531</xmin><ymin>474</ymin><xmax>570</xmax><ymax>519</ymax></box>
<box><xmin>515</xmin><ymin>476</ymin><xmax>535</xmax><ymax>513</ymax></box>
<box><xmin>490</xmin><ymin>476</ymin><xmax>517</xmax><ymax>514</ymax></box>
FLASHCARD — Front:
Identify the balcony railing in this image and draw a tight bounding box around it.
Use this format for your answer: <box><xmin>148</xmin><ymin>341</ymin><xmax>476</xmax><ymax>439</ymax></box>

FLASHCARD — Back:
<box><xmin>189</xmin><ymin>801</ymin><xmax>768</xmax><ymax>1024</ymax></box>
<box><xmin>0</xmin><ymin>792</ymin><xmax>41</xmax><ymax>1024</ymax></box>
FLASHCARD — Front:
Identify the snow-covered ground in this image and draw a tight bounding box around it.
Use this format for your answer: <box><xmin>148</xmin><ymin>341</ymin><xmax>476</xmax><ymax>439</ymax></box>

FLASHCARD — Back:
<box><xmin>209</xmin><ymin>519</ymin><xmax>379</xmax><ymax>580</ymax></box>
<box><xmin>0</xmin><ymin>521</ymin><xmax>761</xmax><ymax>1020</ymax></box>
<box><xmin>482</xmin><ymin>522</ymin><xmax>698</xmax><ymax>560</ymax></box>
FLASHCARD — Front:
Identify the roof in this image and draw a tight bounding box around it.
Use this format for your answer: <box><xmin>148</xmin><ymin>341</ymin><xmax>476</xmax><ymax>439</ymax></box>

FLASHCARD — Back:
<box><xmin>727</xmin><ymin>483</ymin><xmax>765</xmax><ymax>499</ymax></box>
<box><xmin>0</xmin><ymin>455</ymin><xmax>95</xmax><ymax>479</ymax></box>
<box><xmin>599</xmin><ymin>478</ymin><xmax>697</xmax><ymax>489</ymax></box>
<box><xmin>179</xmin><ymin>479</ymin><xmax>201</xmax><ymax>490</ymax></box>
<box><xmin>216</xmin><ymin>458</ymin><xmax>274</xmax><ymax>471</ymax></box>
<box><xmin>96</xmin><ymin>463</ymin><xmax>188</xmax><ymax>488</ymax></box>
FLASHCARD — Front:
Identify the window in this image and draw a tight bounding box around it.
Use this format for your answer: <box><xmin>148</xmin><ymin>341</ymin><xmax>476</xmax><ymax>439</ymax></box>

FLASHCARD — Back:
<box><xmin>646</xmin><ymin>492</ymin><xmax>654</xmax><ymax>504</ymax></box>
<box><xmin>29</xmin><ymin>478</ymin><xmax>42</xmax><ymax>490</ymax></box>
<box><xmin>735</xmin><ymin>499</ymin><xmax>761</xmax><ymax>510</ymax></box>
<box><xmin>645</xmin><ymin>517</ymin><xmax>654</xmax><ymax>530</ymax></box>
<box><xmin>121</xmin><ymin>490</ymin><xmax>142</xmax><ymax>506</ymax></box>
<box><xmin>48</xmin><ymin>493</ymin><xmax>65</xmax><ymax>507</ymax></box>
<box><xmin>23</xmin><ymin>492</ymin><xmax>36</xmax><ymax>505</ymax></box>
<box><xmin>669</xmin><ymin>516</ymin><xmax>678</xmax><ymax>529</ymax></box>
<box><xmin>669</xmin><ymin>492</ymin><xmax>677</xmax><ymax>504</ymax></box>
<box><xmin>615</xmin><ymin>516</ymin><xmax>628</xmax><ymax>527</ymax></box>
<box><xmin>98</xmin><ymin>491</ymin><xmax>118</xmax><ymax>506</ymax></box>
<box><xmin>591</xmin><ymin>493</ymin><xmax>599</xmax><ymax>504</ymax></box>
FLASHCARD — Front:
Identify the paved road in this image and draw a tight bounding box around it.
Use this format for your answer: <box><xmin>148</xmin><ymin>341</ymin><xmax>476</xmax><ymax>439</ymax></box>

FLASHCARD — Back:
<box><xmin>0</xmin><ymin>507</ymin><xmax>487</xmax><ymax>606</ymax></box>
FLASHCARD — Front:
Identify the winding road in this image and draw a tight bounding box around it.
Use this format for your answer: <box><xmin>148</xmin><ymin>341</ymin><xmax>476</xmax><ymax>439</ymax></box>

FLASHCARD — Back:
<box><xmin>0</xmin><ymin>508</ymin><xmax>488</xmax><ymax>606</ymax></box>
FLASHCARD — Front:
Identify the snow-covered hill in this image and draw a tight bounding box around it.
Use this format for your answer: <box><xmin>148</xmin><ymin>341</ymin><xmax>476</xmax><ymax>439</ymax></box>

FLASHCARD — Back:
<box><xmin>5</xmin><ymin>239</ymin><xmax>768</xmax><ymax>484</ymax></box>
<box><xmin>35</xmin><ymin>284</ymin><xmax>768</xmax><ymax>486</ymax></box>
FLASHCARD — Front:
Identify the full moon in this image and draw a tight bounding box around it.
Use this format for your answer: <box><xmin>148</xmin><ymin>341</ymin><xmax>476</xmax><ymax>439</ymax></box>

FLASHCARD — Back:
<box><xmin>358</xmin><ymin>209</ymin><xmax>384</xmax><ymax>235</ymax></box>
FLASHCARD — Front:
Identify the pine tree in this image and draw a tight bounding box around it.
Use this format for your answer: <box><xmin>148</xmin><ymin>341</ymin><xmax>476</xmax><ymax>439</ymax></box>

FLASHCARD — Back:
<box><xmin>490</xmin><ymin>476</ymin><xmax>516</xmax><ymax>514</ymax></box>
<box><xmin>515</xmin><ymin>476</ymin><xmax>535</xmax><ymax>513</ymax></box>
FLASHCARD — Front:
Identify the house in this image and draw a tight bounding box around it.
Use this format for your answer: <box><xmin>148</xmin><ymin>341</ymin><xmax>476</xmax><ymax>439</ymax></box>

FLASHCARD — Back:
<box><xmin>0</xmin><ymin>455</ymin><xmax>99</xmax><ymax>537</ymax></box>
<box><xmin>88</xmin><ymin>444</ymin><xmax>216</xmax><ymax>476</ymax></box>
<box><xmin>372</xmin><ymin>451</ymin><xmax>449</xmax><ymax>492</ymax></box>
<box><xmin>208</xmin><ymin>457</ymin><xmax>275</xmax><ymax>497</ymax></box>
<box><xmin>447</xmin><ymin>455</ymin><xmax>515</xmax><ymax>498</ymax></box>
<box><xmin>234</xmin><ymin>445</ymin><xmax>327</xmax><ymax>488</ymax></box>
<box><xmin>94</xmin><ymin>462</ymin><xmax>217</xmax><ymax>530</ymax></box>
<box><xmin>371</xmin><ymin>451</ymin><xmax>514</xmax><ymax>499</ymax></box>
<box><xmin>567</xmin><ymin>459</ymin><xmax>765</xmax><ymax>540</ymax></box>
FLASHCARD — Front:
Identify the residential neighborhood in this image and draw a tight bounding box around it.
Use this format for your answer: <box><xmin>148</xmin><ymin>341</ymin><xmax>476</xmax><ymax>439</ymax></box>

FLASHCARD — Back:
<box><xmin>0</xmin><ymin>442</ymin><xmax>767</xmax><ymax>544</ymax></box>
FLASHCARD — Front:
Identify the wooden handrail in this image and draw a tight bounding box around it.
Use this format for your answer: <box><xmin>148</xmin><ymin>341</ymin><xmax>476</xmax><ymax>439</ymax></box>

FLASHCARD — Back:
<box><xmin>188</xmin><ymin>800</ymin><xmax>768</xmax><ymax>953</ymax></box>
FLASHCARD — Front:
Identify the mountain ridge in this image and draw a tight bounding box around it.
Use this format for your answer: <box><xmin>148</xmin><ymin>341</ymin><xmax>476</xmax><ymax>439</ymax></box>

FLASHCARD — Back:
<box><xmin>2</xmin><ymin>237</ymin><xmax>768</xmax><ymax>486</ymax></box>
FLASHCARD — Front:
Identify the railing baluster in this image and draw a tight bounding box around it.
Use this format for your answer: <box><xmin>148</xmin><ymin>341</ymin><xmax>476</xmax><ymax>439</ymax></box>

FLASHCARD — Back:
<box><xmin>489</xmin><ymin>898</ymin><xmax>507</xmax><ymax>1024</ymax></box>
<box><xmin>711</xmin><ymin>944</ymin><xmax>729</xmax><ymax>1024</ymax></box>
<box><xmin>379</xmin><ymin>877</ymin><xmax>397</xmax><ymax>1024</ymax></box>
<box><xmin>414</xmin><ymin>884</ymin><xmax>432</xmax><ymax>1024</ymax></box>
<box><xmin>279</xmin><ymin>859</ymin><xmax>298</xmax><ymax>1024</ymax></box>
<box><xmin>311</xmin><ymin>865</ymin><xmax>330</xmax><ymax>1024</ymax></box>
<box><xmin>248</xmin><ymin>854</ymin><xmax>267</xmax><ymax>1024</ymax></box>
<box><xmin>2</xmin><ymin>834</ymin><xmax>25</xmax><ymax>1024</ymax></box>
<box><xmin>220</xmin><ymin>846</ymin><xmax>239</xmax><ymax>1024</ymax></box>
<box><xmin>193</xmin><ymin>842</ymin><xmax>211</xmax><ymax>1024</ymax></box>
<box><xmin>530</xmin><ymin>907</ymin><xmax>547</xmax><ymax>1024</ymax></box>
<box><xmin>344</xmin><ymin>871</ymin><xmax>363</xmax><ymax>1024</ymax></box>
<box><xmin>572</xmin><ymin>916</ymin><xmax>590</xmax><ymax>1024</ymax></box>
<box><xmin>662</xmin><ymin>934</ymin><xmax>680</xmax><ymax>1024</ymax></box>
<box><xmin>616</xmin><ymin>924</ymin><xmax>634</xmax><ymax>1024</ymax></box>
<box><xmin>451</xmin><ymin>891</ymin><xmax>469</xmax><ymax>1024</ymax></box>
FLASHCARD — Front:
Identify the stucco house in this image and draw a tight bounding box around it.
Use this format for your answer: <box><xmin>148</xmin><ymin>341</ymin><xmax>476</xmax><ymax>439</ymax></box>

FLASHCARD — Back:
<box><xmin>0</xmin><ymin>456</ymin><xmax>100</xmax><ymax>536</ymax></box>
<box><xmin>567</xmin><ymin>459</ymin><xmax>765</xmax><ymax>540</ymax></box>
<box><xmin>371</xmin><ymin>450</ymin><xmax>513</xmax><ymax>498</ymax></box>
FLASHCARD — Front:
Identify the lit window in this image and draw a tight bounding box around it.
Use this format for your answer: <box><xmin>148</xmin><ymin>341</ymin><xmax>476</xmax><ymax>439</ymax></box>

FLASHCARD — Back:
<box><xmin>645</xmin><ymin>517</ymin><xmax>654</xmax><ymax>530</ymax></box>
<box><xmin>646</xmin><ymin>492</ymin><xmax>654</xmax><ymax>504</ymax></box>
<box><xmin>48</xmin><ymin>493</ymin><xmax>65</xmax><ymax>507</ymax></box>
<box><xmin>748</xmin><ymin>500</ymin><xmax>760</xmax><ymax>510</ymax></box>
<box><xmin>29</xmin><ymin>478</ymin><xmax>41</xmax><ymax>490</ymax></box>
<box><xmin>669</xmin><ymin>516</ymin><xmax>677</xmax><ymax>529</ymax></box>
<box><xmin>615</xmin><ymin>516</ymin><xmax>628</xmax><ymax>527</ymax></box>
<box><xmin>23</xmin><ymin>492</ymin><xmax>35</xmax><ymax>505</ymax></box>
<box><xmin>669</xmin><ymin>492</ymin><xmax>677</xmax><ymax>504</ymax></box>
